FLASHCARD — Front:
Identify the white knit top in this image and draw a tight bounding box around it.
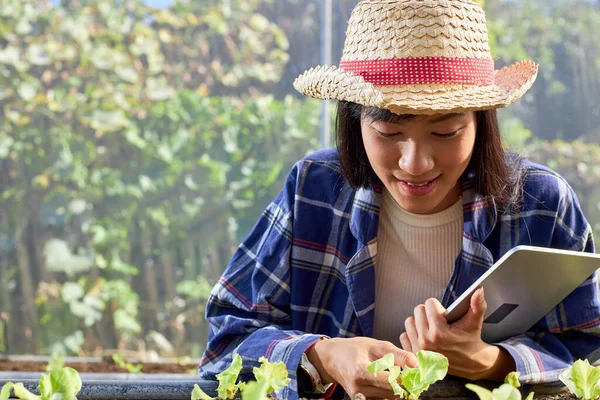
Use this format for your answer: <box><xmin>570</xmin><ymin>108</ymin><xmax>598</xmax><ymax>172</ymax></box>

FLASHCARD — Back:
<box><xmin>373</xmin><ymin>189</ymin><xmax>463</xmax><ymax>345</ymax></box>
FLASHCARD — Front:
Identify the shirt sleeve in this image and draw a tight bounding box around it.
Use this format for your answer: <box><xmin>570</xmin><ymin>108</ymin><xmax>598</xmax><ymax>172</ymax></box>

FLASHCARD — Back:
<box><xmin>497</xmin><ymin>182</ymin><xmax>600</xmax><ymax>384</ymax></box>
<box><xmin>198</xmin><ymin>161</ymin><xmax>323</xmax><ymax>400</ymax></box>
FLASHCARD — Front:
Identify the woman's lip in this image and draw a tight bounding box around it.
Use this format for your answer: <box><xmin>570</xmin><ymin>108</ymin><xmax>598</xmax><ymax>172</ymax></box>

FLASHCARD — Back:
<box><xmin>397</xmin><ymin>176</ymin><xmax>439</xmax><ymax>196</ymax></box>
<box><xmin>404</xmin><ymin>180</ymin><xmax>432</xmax><ymax>186</ymax></box>
<box><xmin>399</xmin><ymin>177</ymin><xmax>439</xmax><ymax>185</ymax></box>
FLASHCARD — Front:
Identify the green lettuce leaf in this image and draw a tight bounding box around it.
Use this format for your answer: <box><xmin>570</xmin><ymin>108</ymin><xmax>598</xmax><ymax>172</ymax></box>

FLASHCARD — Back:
<box><xmin>559</xmin><ymin>359</ymin><xmax>600</xmax><ymax>400</ymax></box>
<box><xmin>504</xmin><ymin>371</ymin><xmax>521</xmax><ymax>388</ymax></box>
<box><xmin>38</xmin><ymin>375</ymin><xmax>52</xmax><ymax>400</ymax></box>
<box><xmin>400</xmin><ymin>367</ymin><xmax>423</xmax><ymax>400</ymax></box>
<box><xmin>491</xmin><ymin>384</ymin><xmax>521</xmax><ymax>400</ymax></box>
<box><xmin>388</xmin><ymin>365</ymin><xmax>407</xmax><ymax>398</ymax></box>
<box><xmin>467</xmin><ymin>383</ymin><xmax>522</xmax><ymax>400</ymax></box>
<box><xmin>12</xmin><ymin>383</ymin><xmax>40</xmax><ymax>400</ymax></box>
<box><xmin>47</xmin><ymin>367</ymin><xmax>82</xmax><ymax>400</ymax></box>
<box><xmin>367</xmin><ymin>353</ymin><xmax>395</xmax><ymax>376</ymax></box>
<box><xmin>240</xmin><ymin>380</ymin><xmax>268</xmax><ymax>400</ymax></box>
<box><xmin>415</xmin><ymin>350</ymin><xmax>449</xmax><ymax>387</ymax></box>
<box><xmin>467</xmin><ymin>373</ymin><xmax>534</xmax><ymax>400</ymax></box>
<box><xmin>241</xmin><ymin>357</ymin><xmax>290</xmax><ymax>400</ymax></box>
<box><xmin>1</xmin><ymin>383</ymin><xmax>14</xmax><ymax>400</ymax></box>
<box><xmin>401</xmin><ymin>350</ymin><xmax>448</xmax><ymax>400</ymax></box>
<box><xmin>366</xmin><ymin>350</ymin><xmax>448</xmax><ymax>399</ymax></box>
<box><xmin>466</xmin><ymin>383</ymin><xmax>493</xmax><ymax>400</ymax></box>
<box><xmin>216</xmin><ymin>353</ymin><xmax>243</xmax><ymax>399</ymax></box>
<box><xmin>252</xmin><ymin>357</ymin><xmax>290</xmax><ymax>395</ymax></box>
<box><xmin>191</xmin><ymin>384</ymin><xmax>214</xmax><ymax>400</ymax></box>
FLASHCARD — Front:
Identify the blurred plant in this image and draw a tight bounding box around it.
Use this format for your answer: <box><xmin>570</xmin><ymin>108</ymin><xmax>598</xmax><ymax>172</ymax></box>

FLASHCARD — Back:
<box><xmin>0</xmin><ymin>0</ymin><xmax>319</xmax><ymax>356</ymax></box>
<box><xmin>174</xmin><ymin>355</ymin><xmax>198</xmax><ymax>374</ymax></box>
<box><xmin>112</xmin><ymin>354</ymin><xmax>143</xmax><ymax>374</ymax></box>
<box><xmin>44</xmin><ymin>353</ymin><xmax>65</xmax><ymax>373</ymax></box>
<box><xmin>485</xmin><ymin>0</ymin><xmax>600</xmax><ymax>142</ymax></box>
<box><xmin>0</xmin><ymin>313</ymin><xmax>7</xmax><ymax>355</ymax></box>
<box><xmin>525</xmin><ymin>140</ymin><xmax>600</xmax><ymax>240</ymax></box>
<box><xmin>499</xmin><ymin>113</ymin><xmax>533</xmax><ymax>150</ymax></box>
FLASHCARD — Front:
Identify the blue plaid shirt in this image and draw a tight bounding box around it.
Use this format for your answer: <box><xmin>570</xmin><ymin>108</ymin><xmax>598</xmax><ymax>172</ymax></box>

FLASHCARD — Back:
<box><xmin>199</xmin><ymin>148</ymin><xmax>600</xmax><ymax>400</ymax></box>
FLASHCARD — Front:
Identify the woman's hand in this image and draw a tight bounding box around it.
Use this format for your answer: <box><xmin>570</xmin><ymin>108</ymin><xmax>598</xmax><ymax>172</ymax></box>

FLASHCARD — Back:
<box><xmin>399</xmin><ymin>288</ymin><xmax>515</xmax><ymax>381</ymax></box>
<box><xmin>306</xmin><ymin>336</ymin><xmax>418</xmax><ymax>398</ymax></box>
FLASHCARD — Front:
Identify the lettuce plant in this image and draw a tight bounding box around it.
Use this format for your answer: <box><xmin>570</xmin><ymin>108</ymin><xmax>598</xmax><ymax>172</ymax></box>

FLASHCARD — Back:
<box><xmin>241</xmin><ymin>357</ymin><xmax>291</xmax><ymax>400</ymax></box>
<box><xmin>44</xmin><ymin>353</ymin><xmax>65</xmax><ymax>373</ymax></box>
<box><xmin>504</xmin><ymin>371</ymin><xmax>521</xmax><ymax>388</ymax></box>
<box><xmin>192</xmin><ymin>354</ymin><xmax>245</xmax><ymax>400</ymax></box>
<box><xmin>466</xmin><ymin>371</ymin><xmax>534</xmax><ymax>400</ymax></box>
<box><xmin>367</xmin><ymin>350</ymin><xmax>449</xmax><ymax>400</ymax></box>
<box><xmin>0</xmin><ymin>367</ymin><xmax>82</xmax><ymax>400</ymax></box>
<box><xmin>191</xmin><ymin>354</ymin><xmax>290</xmax><ymax>400</ymax></box>
<box><xmin>559</xmin><ymin>359</ymin><xmax>600</xmax><ymax>400</ymax></box>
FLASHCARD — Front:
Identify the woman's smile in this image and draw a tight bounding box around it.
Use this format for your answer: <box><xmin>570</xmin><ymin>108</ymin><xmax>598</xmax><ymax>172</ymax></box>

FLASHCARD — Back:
<box><xmin>361</xmin><ymin>111</ymin><xmax>476</xmax><ymax>214</ymax></box>
<box><xmin>397</xmin><ymin>176</ymin><xmax>439</xmax><ymax>196</ymax></box>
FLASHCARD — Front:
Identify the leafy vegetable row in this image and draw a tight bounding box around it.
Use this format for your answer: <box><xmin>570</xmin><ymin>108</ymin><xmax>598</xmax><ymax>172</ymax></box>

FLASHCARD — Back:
<box><xmin>1</xmin><ymin>354</ymin><xmax>598</xmax><ymax>400</ymax></box>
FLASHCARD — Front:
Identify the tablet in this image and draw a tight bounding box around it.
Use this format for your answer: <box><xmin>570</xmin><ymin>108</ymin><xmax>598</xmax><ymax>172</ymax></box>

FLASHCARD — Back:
<box><xmin>445</xmin><ymin>245</ymin><xmax>600</xmax><ymax>342</ymax></box>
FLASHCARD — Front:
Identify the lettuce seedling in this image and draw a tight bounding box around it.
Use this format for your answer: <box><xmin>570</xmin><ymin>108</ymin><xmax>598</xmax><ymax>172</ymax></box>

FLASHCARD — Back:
<box><xmin>192</xmin><ymin>354</ymin><xmax>245</xmax><ymax>400</ymax></box>
<box><xmin>367</xmin><ymin>350</ymin><xmax>449</xmax><ymax>400</ymax></box>
<box><xmin>466</xmin><ymin>372</ymin><xmax>534</xmax><ymax>400</ymax></box>
<box><xmin>366</xmin><ymin>353</ymin><xmax>407</xmax><ymax>398</ymax></box>
<box><xmin>0</xmin><ymin>367</ymin><xmax>82</xmax><ymax>400</ymax></box>
<box><xmin>191</xmin><ymin>354</ymin><xmax>290</xmax><ymax>400</ymax></box>
<box><xmin>191</xmin><ymin>384</ymin><xmax>214</xmax><ymax>400</ymax></box>
<box><xmin>466</xmin><ymin>382</ymin><xmax>532</xmax><ymax>400</ymax></box>
<box><xmin>45</xmin><ymin>353</ymin><xmax>65</xmax><ymax>373</ymax></box>
<box><xmin>241</xmin><ymin>357</ymin><xmax>291</xmax><ymax>400</ymax></box>
<box><xmin>559</xmin><ymin>359</ymin><xmax>600</xmax><ymax>400</ymax></box>
<box><xmin>504</xmin><ymin>372</ymin><xmax>521</xmax><ymax>388</ymax></box>
<box><xmin>216</xmin><ymin>353</ymin><xmax>244</xmax><ymax>399</ymax></box>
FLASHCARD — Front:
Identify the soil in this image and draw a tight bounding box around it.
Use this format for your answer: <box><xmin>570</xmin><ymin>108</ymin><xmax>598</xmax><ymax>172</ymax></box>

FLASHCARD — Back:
<box><xmin>0</xmin><ymin>358</ymin><xmax>196</xmax><ymax>374</ymax></box>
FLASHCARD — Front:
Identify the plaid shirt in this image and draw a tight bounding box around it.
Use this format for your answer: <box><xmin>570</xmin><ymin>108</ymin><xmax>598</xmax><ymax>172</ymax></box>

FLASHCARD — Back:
<box><xmin>199</xmin><ymin>148</ymin><xmax>600</xmax><ymax>400</ymax></box>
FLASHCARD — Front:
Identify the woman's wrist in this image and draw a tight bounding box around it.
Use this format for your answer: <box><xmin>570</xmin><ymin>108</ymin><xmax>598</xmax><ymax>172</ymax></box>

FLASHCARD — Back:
<box><xmin>306</xmin><ymin>337</ymin><xmax>335</xmax><ymax>385</ymax></box>
<box><xmin>470</xmin><ymin>344</ymin><xmax>516</xmax><ymax>381</ymax></box>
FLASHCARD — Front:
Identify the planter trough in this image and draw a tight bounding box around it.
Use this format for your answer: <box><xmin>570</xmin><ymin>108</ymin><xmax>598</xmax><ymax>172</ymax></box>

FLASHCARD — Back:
<box><xmin>0</xmin><ymin>357</ymin><xmax>576</xmax><ymax>400</ymax></box>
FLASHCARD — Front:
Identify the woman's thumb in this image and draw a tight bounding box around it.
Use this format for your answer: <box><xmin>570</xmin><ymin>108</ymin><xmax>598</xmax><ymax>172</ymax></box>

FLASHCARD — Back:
<box><xmin>470</xmin><ymin>287</ymin><xmax>487</xmax><ymax>317</ymax></box>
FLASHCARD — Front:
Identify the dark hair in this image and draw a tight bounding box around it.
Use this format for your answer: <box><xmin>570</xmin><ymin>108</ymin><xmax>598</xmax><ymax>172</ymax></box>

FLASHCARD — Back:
<box><xmin>335</xmin><ymin>101</ymin><xmax>524</xmax><ymax>207</ymax></box>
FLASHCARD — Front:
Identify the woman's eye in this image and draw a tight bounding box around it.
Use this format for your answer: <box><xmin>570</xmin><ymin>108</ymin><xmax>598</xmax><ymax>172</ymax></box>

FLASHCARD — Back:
<box><xmin>375</xmin><ymin>129</ymin><xmax>399</xmax><ymax>138</ymax></box>
<box><xmin>433</xmin><ymin>129</ymin><xmax>462</xmax><ymax>138</ymax></box>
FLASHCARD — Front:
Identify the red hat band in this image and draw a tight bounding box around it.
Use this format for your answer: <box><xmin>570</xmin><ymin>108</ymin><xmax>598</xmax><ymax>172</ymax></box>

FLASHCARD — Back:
<box><xmin>339</xmin><ymin>57</ymin><xmax>495</xmax><ymax>86</ymax></box>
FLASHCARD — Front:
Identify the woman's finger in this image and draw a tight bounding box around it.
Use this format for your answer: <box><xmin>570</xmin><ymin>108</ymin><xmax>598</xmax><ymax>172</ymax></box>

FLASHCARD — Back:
<box><xmin>394</xmin><ymin>349</ymin><xmax>418</xmax><ymax>368</ymax></box>
<box><xmin>414</xmin><ymin>304</ymin><xmax>429</xmax><ymax>335</ymax></box>
<box><xmin>404</xmin><ymin>316</ymin><xmax>420</xmax><ymax>352</ymax></box>
<box><xmin>399</xmin><ymin>332</ymin><xmax>412</xmax><ymax>353</ymax></box>
<box><xmin>470</xmin><ymin>287</ymin><xmax>487</xmax><ymax>319</ymax></box>
<box><xmin>424</xmin><ymin>298</ymin><xmax>449</xmax><ymax>327</ymax></box>
<box><xmin>453</xmin><ymin>287</ymin><xmax>487</xmax><ymax>332</ymax></box>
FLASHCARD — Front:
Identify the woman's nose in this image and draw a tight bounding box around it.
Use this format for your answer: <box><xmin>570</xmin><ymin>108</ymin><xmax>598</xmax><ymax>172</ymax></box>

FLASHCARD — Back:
<box><xmin>398</xmin><ymin>141</ymin><xmax>434</xmax><ymax>176</ymax></box>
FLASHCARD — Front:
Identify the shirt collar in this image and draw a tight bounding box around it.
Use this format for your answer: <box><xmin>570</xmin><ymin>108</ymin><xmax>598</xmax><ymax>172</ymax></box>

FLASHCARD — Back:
<box><xmin>350</xmin><ymin>184</ymin><xmax>382</xmax><ymax>244</ymax></box>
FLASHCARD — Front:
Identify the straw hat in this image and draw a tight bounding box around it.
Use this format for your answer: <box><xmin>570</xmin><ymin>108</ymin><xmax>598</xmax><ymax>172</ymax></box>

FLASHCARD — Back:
<box><xmin>293</xmin><ymin>0</ymin><xmax>538</xmax><ymax>115</ymax></box>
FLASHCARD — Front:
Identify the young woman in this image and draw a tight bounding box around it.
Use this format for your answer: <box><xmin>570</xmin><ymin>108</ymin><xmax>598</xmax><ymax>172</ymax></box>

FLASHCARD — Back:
<box><xmin>199</xmin><ymin>1</ymin><xmax>600</xmax><ymax>399</ymax></box>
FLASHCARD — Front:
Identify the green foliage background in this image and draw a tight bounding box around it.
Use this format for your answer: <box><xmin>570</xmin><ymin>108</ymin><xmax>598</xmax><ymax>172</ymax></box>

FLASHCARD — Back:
<box><xmin>0</xmin><ymin>0</ymin><xmax>598</xmax><ymax>357</ymax></box>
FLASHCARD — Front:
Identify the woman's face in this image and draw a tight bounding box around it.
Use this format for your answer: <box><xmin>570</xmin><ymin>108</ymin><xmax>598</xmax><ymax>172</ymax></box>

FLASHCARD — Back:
<box><xmin>361</xmin><ymin>111</ymin><xmax>477</xmax><ymax>215</ymax></box>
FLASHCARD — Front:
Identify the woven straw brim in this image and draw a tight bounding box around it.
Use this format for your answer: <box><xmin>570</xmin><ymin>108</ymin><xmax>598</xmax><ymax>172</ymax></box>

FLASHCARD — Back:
<box><xmin>293</xmin><ymin>60</ymin><xmax>538</xmax><ymax>115</ymax></box>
